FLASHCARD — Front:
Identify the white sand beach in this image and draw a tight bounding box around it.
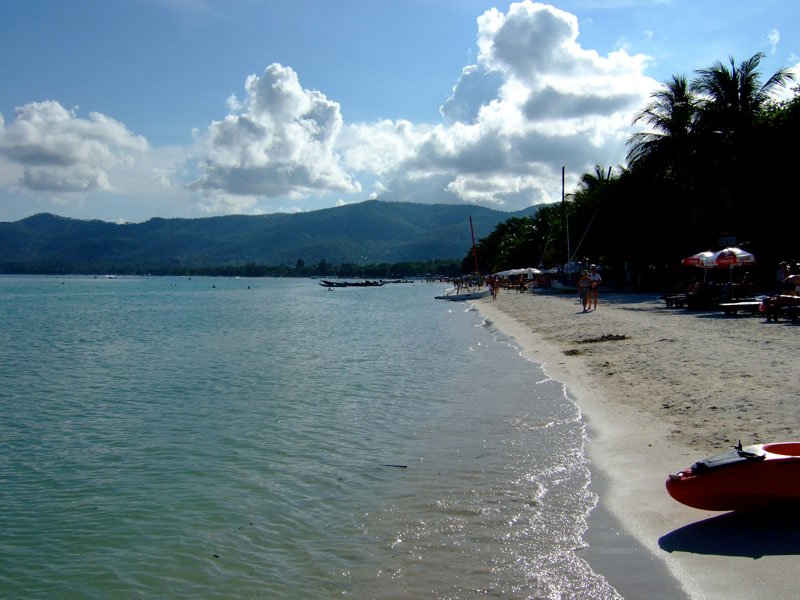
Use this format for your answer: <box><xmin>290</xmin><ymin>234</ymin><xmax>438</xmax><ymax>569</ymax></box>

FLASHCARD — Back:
<box><xmin>476</xmin><ymin>289</ymin><xmax>800</xmax><ymax>600</ymax></box>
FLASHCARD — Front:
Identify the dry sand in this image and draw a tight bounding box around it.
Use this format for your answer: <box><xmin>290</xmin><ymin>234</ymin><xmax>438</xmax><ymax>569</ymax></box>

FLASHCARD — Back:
<box><xmin>475</xmin><ymin>289</ymin><xmax>800</xmax><ymax>600</ymax></box>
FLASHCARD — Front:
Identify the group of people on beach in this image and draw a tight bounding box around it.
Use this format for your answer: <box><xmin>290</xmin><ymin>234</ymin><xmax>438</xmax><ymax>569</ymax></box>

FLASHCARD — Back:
<box><xmin>578</xmin><ymin>265</ymin><xmax>601</xmax><ymax>312</ymax></box>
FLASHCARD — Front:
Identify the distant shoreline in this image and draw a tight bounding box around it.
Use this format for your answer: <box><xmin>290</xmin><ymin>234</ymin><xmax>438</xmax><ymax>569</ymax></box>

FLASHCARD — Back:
<box><xmin>477</xmin><ymin>290</ymin><xmax>800</xmax><ymax>599</ymax></box>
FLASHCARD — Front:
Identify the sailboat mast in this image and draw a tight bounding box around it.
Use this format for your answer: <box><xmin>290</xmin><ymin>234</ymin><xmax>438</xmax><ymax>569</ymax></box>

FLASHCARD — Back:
<box><xmin>469</xmin><ymin>216</ymin><xmax>479</xmax><ymax>274</ymax></box>
<box><xmin>562</xmin><ymin>166</ymin><xmax>570</xmax><ymax>271</ymax></box>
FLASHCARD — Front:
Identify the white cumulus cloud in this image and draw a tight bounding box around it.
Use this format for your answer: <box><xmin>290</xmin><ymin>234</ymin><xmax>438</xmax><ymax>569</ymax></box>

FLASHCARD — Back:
<box><xmin>343</xmin><ymin>0</ymin><xmax>659</xmax><ymax>209</ymax></box>
<box><xmin>191</xmin><ymin>63</ymin><xmax>360</xmax><ymax>209</ymax></box>
<box><xmin>0</xmin><ymin>100</ymin><xmax>149</xmax><ymax>193</ymax></box>
<box><xmin>0</xmin><ymin>1</ymin><xmax>664</xmax><ymax>219</ymax></box>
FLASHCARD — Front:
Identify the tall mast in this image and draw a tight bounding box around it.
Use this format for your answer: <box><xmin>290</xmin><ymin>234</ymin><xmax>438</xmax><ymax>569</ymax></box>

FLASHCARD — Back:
<box><xmin>469</xmin><ymin>215</ymin><xmax>479</xmax><ymax>274</ymax></box>
<box><xmin>562</xmin><ymin>166</ymin><xmax>570</xmax><ymax>271</ymax></box>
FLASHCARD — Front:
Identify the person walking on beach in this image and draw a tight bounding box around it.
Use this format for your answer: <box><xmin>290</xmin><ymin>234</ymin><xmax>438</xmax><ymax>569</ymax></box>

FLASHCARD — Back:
<box><xmin>487</xmin><ymin>275</ymin><xmax>498</xmax><ymax>300</ymax></box>
<box><xmin>578</xmin><ymin>270</ymin><xmax>592</xmax><ymax>312</ymax></box>
<box><xmin>588</xmin><ymin>265</ymin><xmax>602</xmax><ymax>310</ymax></box>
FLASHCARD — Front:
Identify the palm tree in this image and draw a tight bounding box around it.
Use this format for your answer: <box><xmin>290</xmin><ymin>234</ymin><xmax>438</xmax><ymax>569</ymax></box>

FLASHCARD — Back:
<box><xmin>627</xmin><ymin>75</ymin><xmax>697</xmax><ymax>169</ymax></box>
<box><xmin>577</xmin><ymin>164</ymin><xmax>614</xmax><ymax>193</ymax></box>
<box><xmin>474</xmin><ymin>216</ymin><xmax>539</xmax><ymax>273</ymax></box>
<box><xmin>692</xmin><ymin>52</ymin><xmax>795</xmax><ymax>135</ymax></box>
<box><xmin>690</xmin><ymin>53</ymin><xmax>795</xmax><ymax>238</ymax></box>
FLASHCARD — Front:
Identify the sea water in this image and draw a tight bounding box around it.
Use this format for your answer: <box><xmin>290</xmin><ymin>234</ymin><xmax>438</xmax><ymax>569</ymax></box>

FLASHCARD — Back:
<box><xmin>0</xmin><ymin>276</ymin><xmax>620</xmax><ymax>599</ymax></box>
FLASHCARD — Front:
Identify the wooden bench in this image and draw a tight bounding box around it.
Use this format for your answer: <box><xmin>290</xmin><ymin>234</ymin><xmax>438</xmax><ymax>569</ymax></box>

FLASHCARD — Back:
<box><xmin>719</xmin><ymin>301</ymin><xmax>762</xmax><ymax>317</ymax></box>
<box><xmin>663</xmin><ymin>294</ymin><xmax>687</xmax><ymax>308</ymax></box>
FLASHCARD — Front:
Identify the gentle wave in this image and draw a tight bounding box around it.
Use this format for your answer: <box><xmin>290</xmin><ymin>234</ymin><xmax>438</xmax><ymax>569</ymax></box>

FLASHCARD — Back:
<box><xmin>1</xmin><ymin>276</ymin><xmax>619</xmax><ymax>599</ymax></box>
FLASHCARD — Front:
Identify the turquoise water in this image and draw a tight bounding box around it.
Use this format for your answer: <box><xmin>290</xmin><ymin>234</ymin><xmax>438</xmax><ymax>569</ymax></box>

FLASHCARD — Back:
<box><xmin>0</xmin><ymin>276</ymin><xmax>620</xmax><ymax>599</ymax></box>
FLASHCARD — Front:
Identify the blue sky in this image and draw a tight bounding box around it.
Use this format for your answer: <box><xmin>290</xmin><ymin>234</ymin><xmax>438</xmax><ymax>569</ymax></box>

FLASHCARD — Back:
<box><xmin>1</xmin><ymin>0</ymin><xmax>798</xmax><ymax>223</ymax></box>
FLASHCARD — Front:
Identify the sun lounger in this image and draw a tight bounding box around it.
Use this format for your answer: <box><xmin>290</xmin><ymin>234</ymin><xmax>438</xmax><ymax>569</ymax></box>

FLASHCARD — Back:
<box><xmin>719</xmin><ymin>301</ymin><xmax>762</xmax><ymax>317</ymax></box>
<box><xmin>762</xmin><ymin>295</ymin><xmax>800</xmax><ymax>323</ymax></box>
<box><xmin>766</xmin><ymin>305</ymin><xmax>800</xmax><ymax>323</ymax></box>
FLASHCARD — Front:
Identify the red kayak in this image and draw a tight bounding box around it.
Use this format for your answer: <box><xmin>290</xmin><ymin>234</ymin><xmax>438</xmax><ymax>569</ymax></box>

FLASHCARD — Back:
<box><xmin>666</xmin><ymin>442</ymin><xmax>800</xmax><ymax>511</ymax></box>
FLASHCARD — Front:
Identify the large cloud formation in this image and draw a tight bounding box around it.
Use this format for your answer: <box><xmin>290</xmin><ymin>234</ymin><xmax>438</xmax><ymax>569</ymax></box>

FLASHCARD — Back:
<box><xmin>190</xmin><ymin>1</ymin><xmax>658</xmax><ymax>212</ymax></box>
<box><xmin>0</xmin><ymin>100</ymin><xmax>148</xmax><ymax>193</ymax></box>
<box><xmin>190</xmin><ymin>63</ymin><xmax>360</xmax><ymax>212</ymax></box>
<box><xmin>0</xmin><ymin>1</ymin><xmax>662</xmax><ymax>217</ymax></box>
<box><xmin>347</xmin><ymin>1</ymin><xmax>658</xmax><ymax>208</ymax></box>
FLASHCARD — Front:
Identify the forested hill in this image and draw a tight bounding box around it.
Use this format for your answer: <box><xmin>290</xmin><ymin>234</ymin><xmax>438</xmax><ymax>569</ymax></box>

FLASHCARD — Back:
<box><xmin>0</xmin><ymin>200</ymin><xmax>537</xmax><ymax>274</ymax></box>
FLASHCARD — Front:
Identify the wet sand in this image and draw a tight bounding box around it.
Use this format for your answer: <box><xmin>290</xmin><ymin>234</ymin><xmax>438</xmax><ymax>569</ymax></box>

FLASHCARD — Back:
<box><xmin>476</xmin><ymin>289</ymin><xmax>800</xmax><ymax>599</ymax></box>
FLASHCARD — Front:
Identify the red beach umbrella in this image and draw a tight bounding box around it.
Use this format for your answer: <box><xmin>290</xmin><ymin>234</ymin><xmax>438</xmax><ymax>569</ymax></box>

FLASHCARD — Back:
<box><xmin>702</xmin><ymin>247</ymin><xmax>757</xmax><ymax>282</ymax></box>
<box><xmin>707</xmin><ymin>247</ymin><xmax>756</xmax><ymax>268</ymax></box>
<box><xmin>682</xmin><ymin>251</ymin><xmax>714</xmax><ymax>267</ymax></box>
<box><xmin>682</xmin><ymin>251</ymin><xmax>714</xmax><ymax>281</ymax></box>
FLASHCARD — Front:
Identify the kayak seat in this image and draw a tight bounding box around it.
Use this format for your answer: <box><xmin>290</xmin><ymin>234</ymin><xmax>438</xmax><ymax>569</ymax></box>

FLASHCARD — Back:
<box><xmin>691</xmin><ymin>446</ymin><xmax>766</xmax><ymax>474</ymax></box>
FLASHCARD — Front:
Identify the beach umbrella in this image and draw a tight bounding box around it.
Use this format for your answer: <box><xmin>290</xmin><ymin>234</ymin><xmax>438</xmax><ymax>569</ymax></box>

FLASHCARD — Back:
<box><xmin>682</xmin><ymin>251</ymin><xmax>714</xmax><ymax>281</ymax></box>
<box><xmin>706</xmin><ymin>247</ymin><xmax>756</xmax><ymax>269</ymax></box>
<box><xmin>706</xmin><ymin>247</ymin><xmax>756</xmax><ymax>282</ymax></box>
<box><xmin>682</xmin><ymin>251</ymin><xmax>714</xmax><ymax>267</ymax></box>
<box><xmin>683</xmin><ymin>248</ymin><xmax>756</xmax><ymax>281</ymax></box>
<box><xmin>494</xmin><ymin>267</ymin><xmax>542</xmax><ymax>278</ymax></box>
<box><xmin>520</xmin><ymin>267</ymin><xmax>543</xmax><ymax>277</ymax></box>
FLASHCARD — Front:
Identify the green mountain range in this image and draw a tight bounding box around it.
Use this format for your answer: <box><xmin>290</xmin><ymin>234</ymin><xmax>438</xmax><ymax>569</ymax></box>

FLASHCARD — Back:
<box><xmin>0</xmin><ymin>200</ymin><xmax>537</xmax><ymax>273</ymax></box>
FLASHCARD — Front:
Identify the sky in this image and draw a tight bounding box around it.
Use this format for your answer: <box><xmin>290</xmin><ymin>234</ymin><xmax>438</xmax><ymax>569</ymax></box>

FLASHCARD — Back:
<box><xmin>1</xmin><ymin>0</ymin><xmax>798</xmax><ymax>223</ymax></box>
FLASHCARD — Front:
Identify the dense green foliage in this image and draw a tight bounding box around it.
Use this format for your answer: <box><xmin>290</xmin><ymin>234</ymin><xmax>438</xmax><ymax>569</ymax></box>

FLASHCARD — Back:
<box><xmin>0</xmin><ymin>257</ymin><xmax>462</xmax><ymax>279</ymax></box>
<box><xmin>469</xmin><ymin>54</ymin><xmax>800</xmax><ymax>291</ymax></box>
<box><xmin>0</xmin><ymin>201</ymin><xmax>535</xmax><ymax>276</ymax></box>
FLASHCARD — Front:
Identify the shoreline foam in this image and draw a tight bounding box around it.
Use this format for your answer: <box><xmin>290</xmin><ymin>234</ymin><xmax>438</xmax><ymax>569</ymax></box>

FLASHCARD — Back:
<box><xmin>476</xmin><ymin>289</ymin><xmax>800</xmax><ymax>599</ymax></box>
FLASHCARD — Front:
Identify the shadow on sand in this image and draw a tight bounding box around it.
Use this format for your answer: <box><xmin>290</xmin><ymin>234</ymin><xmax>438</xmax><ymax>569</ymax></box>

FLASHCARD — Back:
<box><xmin>659</xmin><ymin>510</ymin><xmax>800</xmax><ymax>558</ymax></box>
